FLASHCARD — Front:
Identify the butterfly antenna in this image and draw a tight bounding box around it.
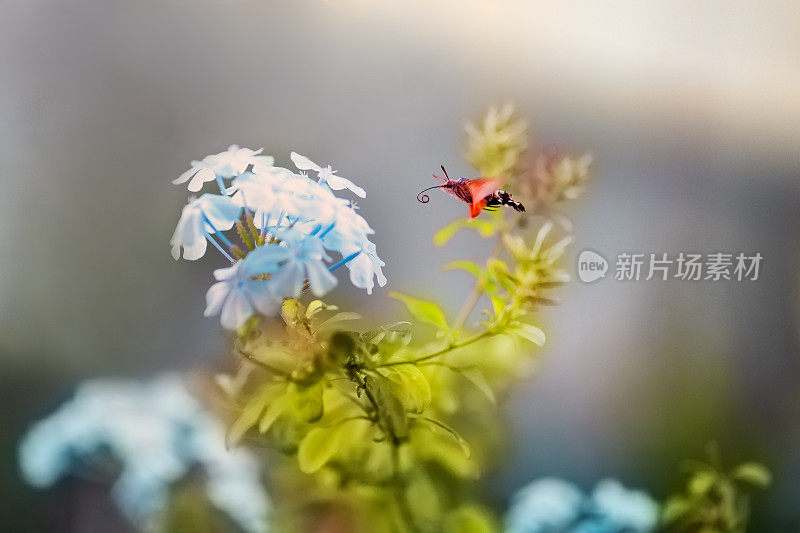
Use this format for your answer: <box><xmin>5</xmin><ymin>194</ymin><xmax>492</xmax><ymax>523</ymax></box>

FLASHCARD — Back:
<box><xmin>417</xmin><ymin>185</ymin><xmax>443</xmax><ymax>204</ymax></box>
<box><xmin>440</xmin><ymin>165</ymin><xmax>450</xmax><ymax>179</ymax></box>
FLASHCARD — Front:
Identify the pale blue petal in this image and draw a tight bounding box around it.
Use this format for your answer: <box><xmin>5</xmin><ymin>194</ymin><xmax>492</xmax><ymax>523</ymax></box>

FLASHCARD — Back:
<box><xmin>204</xmin><ymin>282</ymin><xmax>230</xmax><ymax>317</ymax></box>
<box><xmin>244</xmin><ymin>280</ymin><xmax>281</xmax><ymax>316</ymax></box>
<box><xmin>305</xmin><ymin>260</ymin><xmax>338</xmax><ymax>297</ymax></box>
<box><xmin>187</xmin><ymin>167</ymin><xmax>216</xmax><ymax>192</ymax></box>
<box><xmin>200</xmin><ymin>194</ymin><xmax>241</xmax><ymax>231</ymax></box>
<box><xmin>220</xmin><ymin>290</ymin><xmax>254</xmax><ymax>330</ymax></box>
<box><xmin>269</xmin><ymin>260</ymin><xmax>305</xmax><ymax>297</ymax></box>
<box><xmin>244</xmin><ymin>245</ymin><xmax>291</xmax><ymax>276</ymax></box>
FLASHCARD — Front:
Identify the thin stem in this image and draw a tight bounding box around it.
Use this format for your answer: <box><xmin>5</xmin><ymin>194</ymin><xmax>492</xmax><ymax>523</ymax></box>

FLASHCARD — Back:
<box><xmin>451</xmin><ymin>235</ymin><xmax>505</xmax><ymax>331</ymax></box>
<box><xmin>377</xmin><ymin>324</ymin><xmax>498</xmax><ymax>367</ymax></box>
<box><xmin>234</xmin><ymin>346</ymin><xmax>288</xmax><ymax>376</ymax></box>
<box><xmin>328</xmin><ymin>250</ymin><xmax>360</xmax><ymax>272</ymax></box>
<box><xmin>204</xmin><ymin>233</ymin><xmax>235</xmax><ymax>262</ymax></box>
<box><xmin>203</xmin><ymin>214</ymin><xmax>234</xmax><ymax>248</ymax></box>
<box><xmin>391</xmin><ymin>441</ymin><xmax>419</xmax><ymax>533</ymax></box>
<box><xmin>216</xmin><ymin>175</ymin><xmax>227</xmax><ymax>195</ymax></box>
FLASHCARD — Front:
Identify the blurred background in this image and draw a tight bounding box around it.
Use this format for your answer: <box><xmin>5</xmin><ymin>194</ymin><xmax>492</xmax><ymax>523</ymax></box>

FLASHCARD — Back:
<box><xmin>2</xmin><ymin>0</ymin><xmax>799</xmax><ymax>530</ymax></box>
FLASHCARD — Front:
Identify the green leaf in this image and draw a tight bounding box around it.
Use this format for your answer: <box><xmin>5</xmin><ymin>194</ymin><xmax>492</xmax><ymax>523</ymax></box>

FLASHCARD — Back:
<box><xmin>306</xmin><ymin>299</ymin><xmax>336</xmax><ymax>318</ymax></box>
<box><xmin>444</xmin><ymin>505</ymin><xmax>498</xmax><ymax>533</ymax></box>
<box><xmin>514</xmin><ymin>323</ymin><xmax>546</xmax><ymax>346</ymax></box>
<box><xmin>460</xmin><ymin>368</ymin><xmax>495</xmax><ymax>404</ymax></box>
<box><xmin>297</xmin><ymin>423</ymin><xmax>347</xmax><ymax>474</ymax></box>
<box><xmin>489</xmin><ymin>296</ymin><xmax>505</xmax><ymax>320</ymax></box>
<box><xmin>434</xmin><ymin>218</ymin><xmax>498</xmax><ymax>247</ymax></box>
<box><xmin>406</xmin><ymin>472</ymin><xmax>441</xmax><ymax>523</ymax></box>
<box><xmin>227</xmin><ymin>390</ymin><xmax>271</xmax><ymax>446</ymax></box>
<box><xmin>688</xmin><ymin>471</ymin><xmax>716</xmax><ymax>496</ymax></box>
<box><xmin>367</xmin><ymin>374</ymin><xmax>409</xmax><ymax>439</ymax></box>
<box><xmin>376</xmin><ymin>364</ymin><xmax>432</xmax><ymax>413</ymax></box>
<box><xmin>731</xmin><ymin>462</ymin><xmax>772</xmax><ymax>488</ymax></box>
<box><xmin>390</xmin><ymin>292</ymin><xmax>449</xmax><ymax>330</ymax></box>
<box><xmin>442</xmin><ymin>260</ymin><xmax>482</xmax><ymax>280</ymax></box>
<box><xmin>259</xmin><ymin>394</ymin><xmax>290</xmax><ymax>434</ymax></box>
<box><xmin>314</xmin><ymin>312</ymin><xmax>362</xmax><ymax>333</ymax></box>
<box><xmin>290</xmin><ymin>381</ymin><xmax>324</xmax><ymax>423</ymax></box>
<box><xmin>661</xmin><ymin>496</ymin><xmax>691</xmax><ymax>524</ymax></box>
<box><xmin>418</xmin><ymin>416</ymin><xmax>471</xmax><ymax>458</ymax></box>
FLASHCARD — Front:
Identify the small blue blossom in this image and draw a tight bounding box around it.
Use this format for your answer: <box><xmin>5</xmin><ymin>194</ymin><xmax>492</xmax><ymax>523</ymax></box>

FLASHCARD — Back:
<box><xmin>172</xmin><ymin>148</ymin><xmax>387</xmax><ymax>328</ymax></box>
<box><xmin>204</xmin><ymin>256</ymin><xmax>282</xmax><ymax>330</ymax></box>
<box><xmin>341</xmin><ymin>238</ymin><xmax>387</xmax><ymax>295</ymax></box>
<box><xmin>170</xmin><ymin>194</ymin><xmax>241</xmax><ymax>260</ymax></box>
<box><xmin>507</xmin><ymin>478</ymin><xmax>584</xmax><ymax>532</ymax></box>
<box><xmin>18</xmin><ymin>374</ymin><xmax>271</xmax><ymax>533</ymax></box>
<box><xmin>590</xmin><ymin>480</ymin><xmax>658</xmax><ymax>532</ymax></box>
<box><xmin>173</xmin><ymin>145</ymin><xmax>275</xmax><ymax>192</ymax></box>
<box><xmin>506</xmin><ymin>477</ymin><xmax>658</xmax><ymax>533</ymax></box>
<box><xmin>290</xmin><ymin>151</ymin><xmax>367</xmax><ymax>198</ymax></box>
<box><xmin>268</xmin><ymin>227</ymin><xmax>338</xmax><ymax>297</ymax></box>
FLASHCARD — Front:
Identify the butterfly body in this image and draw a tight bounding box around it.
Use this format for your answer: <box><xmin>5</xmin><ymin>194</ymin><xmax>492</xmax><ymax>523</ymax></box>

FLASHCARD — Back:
<box><xmin>417</xmin><ymin>166</ymin><xmax>526</xmax><ymax>218</ymax></box>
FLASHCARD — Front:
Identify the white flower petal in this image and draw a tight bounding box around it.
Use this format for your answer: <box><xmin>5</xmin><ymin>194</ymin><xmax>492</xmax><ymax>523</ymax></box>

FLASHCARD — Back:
<box><xmin>220</xmin><ymin>290</ymin><xmax>254</xmax><ymax>330</ymax></box>
<box><xmin>269</xmin><ymin>260</ymin><xmax>305</xmax><ymax>298</ymax></box>
<box><xmin>305</xmin><ymin>260</ymin><xmax>338</xmax><ymax>297</ymax></box>
<box><xmin>322</xmin><ymin>175</ymin><xmax>366</xmax><ymax>198</ymax></box>
<box><xmin>204</xmin><ymin>282</ymin><xmax>230</xmax><ymax>317</ymax></box>
<box><xmin>290</xmin><ymin>152</ymin><xmax>322</xmax><ymax>173</ymax></box>
<box><xmin>244</xmin><ymin>281</ymin><xmax>281</xmax><ymax>316</ymax></box>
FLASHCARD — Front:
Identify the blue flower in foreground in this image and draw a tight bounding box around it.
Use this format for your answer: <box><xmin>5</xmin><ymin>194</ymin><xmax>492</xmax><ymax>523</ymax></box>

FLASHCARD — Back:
<box><xmin>170</xmin><ymin>194</ymin><xmax>241</xmax><ymax>260</ymax></box>
<box><xmin>506</xmin><ymin>477</ymin><xmax>658</xmax><ymax>533</ymax></box>
<box><xmin>171</xmin><ymin>148</ymin><xmax>387</xmax><ymax>328</ymax></box>
<box><xmin>18</xmin><ymin>374</ymin><xmax>270</xmax><ymax>533</ymax></box>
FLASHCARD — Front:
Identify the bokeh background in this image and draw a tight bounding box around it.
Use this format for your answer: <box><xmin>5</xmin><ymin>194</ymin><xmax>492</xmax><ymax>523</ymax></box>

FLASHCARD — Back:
<box><xmin>2</xmin><ymin>0</ymin><xmax>799</xmax><ymax>530</ymax></box>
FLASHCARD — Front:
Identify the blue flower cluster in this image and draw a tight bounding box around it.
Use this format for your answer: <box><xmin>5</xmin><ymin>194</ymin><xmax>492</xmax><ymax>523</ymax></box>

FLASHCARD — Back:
<box><xmin>18</xmin><ymin>374</ymin><xmax>270</xmax><ymax>533</ymax></box>
<box><xmin>170</xmin><ymin>146</ymin><xmax>386</xmax><ymax>329</ymax></box>
<box><xmin>506</xmin><ymin>478</ymin><xmax>658</xmax><ymax>533</ymax></box>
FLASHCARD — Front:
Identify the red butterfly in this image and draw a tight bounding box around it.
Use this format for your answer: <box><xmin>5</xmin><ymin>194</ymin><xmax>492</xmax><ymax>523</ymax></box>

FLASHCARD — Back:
<box><xmin>417</xmin><ymin>166</ymin><xmax>525</xmax><ymax>219</ymax></box>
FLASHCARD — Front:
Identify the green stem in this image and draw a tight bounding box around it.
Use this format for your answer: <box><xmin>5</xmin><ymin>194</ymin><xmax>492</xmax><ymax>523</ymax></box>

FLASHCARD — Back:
<box><xmin>451</xmin><ymin>236</ymin><xmax>505</xmax><ymax>332</ymax></box>
<box><xmin>377</xmin><ymin>324</ymin><xmax>499</xmax><ymax>367</ymax></box>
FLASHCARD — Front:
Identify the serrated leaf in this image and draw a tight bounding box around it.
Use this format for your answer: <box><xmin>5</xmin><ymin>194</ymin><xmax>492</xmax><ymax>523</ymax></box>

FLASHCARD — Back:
<box><xmin>514</xmin><ymin>323</ymin><xmax>546</xmax><ymax>346</ymax></box>
<box><xmin>731</xmin><ymin>462</ymin><xmax>772</xmax><ymax>488</ymax></box>
<box><xmin>390</xmin><ymin>292</ymin><xmax>449</xmax><ymax>330</ymax></box>
<box><xmin>460</xmin><ymin>368</ymin><xmax>495</xmax><ymax>404</ymax></box>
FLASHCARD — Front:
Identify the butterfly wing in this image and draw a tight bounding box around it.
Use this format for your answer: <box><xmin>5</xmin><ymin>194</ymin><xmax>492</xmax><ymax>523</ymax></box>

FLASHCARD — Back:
<box><xmin>465</xmin><ymin>178</ymin><xmax>504</xmax><ymax>218</ymax></box>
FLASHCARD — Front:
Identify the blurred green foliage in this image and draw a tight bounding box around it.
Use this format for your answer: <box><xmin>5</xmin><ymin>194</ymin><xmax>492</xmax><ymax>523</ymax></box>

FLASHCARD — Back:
<box><xmin>662</xmin><ymin>443</ymin><xmax>771</xmax><ymax>533</ymax></box>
